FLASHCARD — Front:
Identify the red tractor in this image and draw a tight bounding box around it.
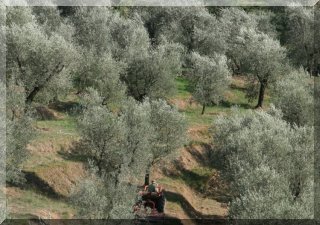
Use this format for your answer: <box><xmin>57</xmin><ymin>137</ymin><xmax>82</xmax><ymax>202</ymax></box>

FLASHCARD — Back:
<box><xmin>133</xmin><ymin>174</ymin><xmax>166</xmax><ymax>222</ymax></box>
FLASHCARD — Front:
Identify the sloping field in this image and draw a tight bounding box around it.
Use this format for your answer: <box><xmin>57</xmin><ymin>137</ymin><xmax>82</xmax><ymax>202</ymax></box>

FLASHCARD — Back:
<box><xmin>6</xmin><ymin>76</ymin><xmax>254</xmax><ymax>219</ymax></box>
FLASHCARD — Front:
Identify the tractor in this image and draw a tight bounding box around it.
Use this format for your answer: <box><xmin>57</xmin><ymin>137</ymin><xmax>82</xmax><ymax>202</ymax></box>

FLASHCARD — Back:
<box><xmin>133</xmin><ymin>174</ymin><xmax>166</xmax><ymax>222</ymax></box>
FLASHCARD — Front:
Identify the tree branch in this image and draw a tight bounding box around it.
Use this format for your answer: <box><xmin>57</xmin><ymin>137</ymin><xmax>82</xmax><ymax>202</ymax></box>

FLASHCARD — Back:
<box><xmin>26</xmin><ymin>63</ymin><xmax>64</xmax><ymax>104</ymax></box>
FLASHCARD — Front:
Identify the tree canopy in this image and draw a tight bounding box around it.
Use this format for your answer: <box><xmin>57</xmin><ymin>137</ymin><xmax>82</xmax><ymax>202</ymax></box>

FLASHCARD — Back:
<box><xmin>212</xmin><ymin>107</ymin><xmax>313</xmax><ymax>219</ymax></box>
<box><xmin>4</xmin><ymin>5</ymin><xmax>316</xmax><ymax>220</ymax></box>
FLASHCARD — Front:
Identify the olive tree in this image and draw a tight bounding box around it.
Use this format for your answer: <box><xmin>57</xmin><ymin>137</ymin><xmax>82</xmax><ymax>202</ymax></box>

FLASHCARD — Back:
<box><xmin>77</xmin><ymin>90</ymin><xmax>127</xmax><ymax>177</ymax></box>
<box><xmin>190</xmin><ymin>52</ymin><xmax>231</xmax><ymax>114</ymax></box>
<box><xmin>272</xmin><ymin>68</ymin><xmax>314</xmax><ymax>126</ymax></box>
<box><xmin>2</xmin><ymin>7</ymin><xmax>36</xmax><ymax>186</ymax></box>
<box><xmin>136</xmin><ymin>7</ymin><xmax>213</xmax><ymax>52</ymax></box>
<box><xmin>284</xmin><ymin>6</ymin><xmax>315</xmax><ymax>74</ymax></box>
<box><xmin>192</xmin><ymin>13</ymin><xmax>228</xmax><ymax>57</ymax></box>
<box><xmin>149</xmin><ymin>98</ymin><xmax>187</xmax><ymax>164</ymax></box>
<box><xmin>70</xmin><ymin>176</ymin><xmax>110</xmax><ymax>219</ymax></box>
<box><xmin>71</xmin><ymin>7</ymin><xmax>114</xmax><ymax>54</ymax></box>
<box><xmin>124</xmin><ymin>39</ymin><xmax>184</xmax><ymax>101</ymax></box>
<box><xmin>74</xmin><ymin>50</ymin><xmax>126</xmax><ymax>106</ymax></box>
<box><xmin>72</xmin><ymin>7</ymin><xmax>181</xmax><ymax>103</ymax></box>
<box><xmin>212</xmin><ymin>107</ymin><xmax>313</xmax><ymax>218</ymax></box>
<box><xmin>6</xmin><ymin>6</ymin><xmax>34</xmax><ymax>27</ymax></box>
<box><xmin>6</xmin><ymin>7</ymin><xmax>77</xmax><ymax>105</ymax></box>
<box><xmin>6</xmin><ymin>80</ymin><xmax>35</xmax><ymax>184</ymax></box>
<box><xmin>220</xmin><ymin>9</ymin><xmax>288</xmax><ymax>108</ymax></box>
<box><xmin>220</xmin><ymin>8</ymin><xmax>279</xmax><ymax>75</ymax></box>
<box><xmin>240</xmin><ymin>28</ymin><xmax>287</xmax><ymax>108</ymax></box>
<box><xmin>78</xmin><ymin>92</ymin><xmax>186</xmax><ymax>175</ymax></box>
<box><xmin>219</xmin><ymin>8</ymin><xmax>258</xmax><ymax>74</ymax></box>
<box><xmin>249</xmin><ymin>10</ymin><xmax>278</xmax><ymax>39</ymax></box>
<box><xmin>72</xmin><ymin>91</ymin><xmax>186</xmax><ymax>218</ymax></box>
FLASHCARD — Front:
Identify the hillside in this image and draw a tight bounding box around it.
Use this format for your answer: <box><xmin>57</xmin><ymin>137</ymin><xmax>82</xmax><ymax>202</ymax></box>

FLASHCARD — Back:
<box><xmin>6</xmin><ymin>76</ymin><xmax>266</xmax><ymax>220</ymax></box>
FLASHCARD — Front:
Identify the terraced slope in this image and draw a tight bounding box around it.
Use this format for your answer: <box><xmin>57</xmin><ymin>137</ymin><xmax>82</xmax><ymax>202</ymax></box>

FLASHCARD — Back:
<box><xmin>6</xmin><ymin>76</ymin><xmax>260</xmax><ymax>219</ymax></box>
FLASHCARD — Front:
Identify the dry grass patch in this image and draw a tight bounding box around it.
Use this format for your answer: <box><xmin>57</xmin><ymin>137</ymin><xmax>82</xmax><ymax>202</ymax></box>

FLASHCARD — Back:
<box><xmin>33</xmin><ymin>162</ymin><xmax>86</xmax><ymax>197</ymax></box>
<box><xmin>6</xmin><ymin>187</ymin><xmax>76</xmax><ymax>219</ymax></box>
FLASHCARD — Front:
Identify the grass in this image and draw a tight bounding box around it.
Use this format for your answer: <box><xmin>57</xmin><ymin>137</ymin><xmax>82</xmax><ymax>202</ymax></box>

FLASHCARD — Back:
<box><xmin>6</xmin><ymin>110</ymin><xmax>81</xmax><ymax>219</ymax></box>
<box><xmin>7</xmin><ymin>187</ymin><xmax>76</xmax><ymax>219</ymax></box>
<box><xmin>24</xmin><ymin>115</ymin><xmax>79</xmax><ymax>172</ymax></box>
<box><xmin>175</xmin><ymin>77</ymin><xmax>193</xmax><ymax>99</ymax></box>
<box><xmin>174</xmin><ymin>76</ymin><xmax>273</xmax><ymax>127</ymax></box>
<box><xmin>34</xmin><ymin>116</ymin><xmax>78</xmax><ymax>140</ymax></box>
<box><xmin>181</xmin><ymin>167</ymin><xmax>215</xmax><ymax>193</ymax></box>
<box><xmin>7</xmin><ymin>75</ymin><xmax>273</xmax><ymax>219</ymax></box>
<box><xmin>159</xmin><ymin>167</ymin><xmax>215</xmax><ymax>194</ymax></box>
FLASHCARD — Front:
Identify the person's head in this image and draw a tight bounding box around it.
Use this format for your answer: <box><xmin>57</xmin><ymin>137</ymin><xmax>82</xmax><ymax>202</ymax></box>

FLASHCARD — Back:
<box><xmin>152</xmin><ymin>180</ymin><xmax>156</xmax><ymax>184</ymax></box>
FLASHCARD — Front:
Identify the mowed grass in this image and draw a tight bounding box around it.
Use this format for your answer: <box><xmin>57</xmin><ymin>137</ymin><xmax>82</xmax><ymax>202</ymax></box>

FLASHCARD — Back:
<box><xmin>7</xmin><ymin>111</ymin><xmax>80</xmax><ymax>219</ymax></box>
<box><xmin>174</xmin><ymin>76</ymin><xmax>272</xmax><ymax>127</ymax></box>
<box><xmin>175</xmin><ymin>76</ymin><xmax>193</xmax><ymax>100</ymax></box>
<box><xmin>34</xmin><ymin>116</ymin><xmax>78</xmax><ymax>140</ymax></box>
<box><xmin>24</xmin><ymin>115</ymin><xmax>79</xmax><ymax>172</ymax></box>
<box><xmin>159</xmin><ymin>166</ymin><xmax>215</xmax><ymax>194</ymax></box>
<box><xmin>7</xmin><ymin>187</ymin><xmax>76</xmax><ymax>219</ymax></box>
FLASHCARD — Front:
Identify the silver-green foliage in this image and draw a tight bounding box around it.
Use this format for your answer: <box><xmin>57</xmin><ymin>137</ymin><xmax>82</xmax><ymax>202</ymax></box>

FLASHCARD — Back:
<box><xmin>137</xmin><ymin>7</ymin><xmax>226</xmax><ymax>57</ymax></box>
<box><xmin>72</xmin><ymin>7</ymin><xmax>181</xmax><ymax>102</ymax></box>
<box><xmin>72</xmin><ymin>91</ymin><xmax>186</xmax><ymax>218</ymax></box>
<box><xmin>0</xmin><ymin>81</ymin><xmax>5</xmax><ymax>220</ymax></box>
<box><xmin>249</xmin><ymin>10</ymin><xmax>278</xmax><ymax>39</ymax></box>
<box><xmin>219</xmin><ymin>8</ymin><xmax>257</xmax><ymax>72</ymax></box>
<box><xmin>72</xmin><ymin>7</ymin><xmax>127</xmax><ymax>106</ymax></box>
<box><xmin>149</xmin><ymin>98</ymin><xmax>187</xmax><ymax>162</ymax></box>
<box><xmin>284</xmin><ymin>6</ymin><xmax>315</xmax><ymax>73</ymax></box>
<box><xmin>190</xmin><ymin>52</ymin><xmax>231</xmax><ymax>114</ymax></box>
<box><xmin>6</xmin><ymin>7</ymin><xmax>76</xmax><ymax>104</ymax></box>
<box><xmin>219</xmin><ymin>8</ymin><xmax>288</xmax><ymax>108</ymax></box>
<box><xmin>124</xmin><ymin>38</ymin><xmax>184</xmax><ymax>101</ymax></box>
<box><xmin>78</xmin><ymin>92</ymin><xmax>186</xmax><ymax>176</ymax></box>
<box><xmin>74</xmin><ymin>50</ymin><xmax>126</xmax><ymax>106</ymax></box>
<box><xmin>6</xmin><ymin>81</ymin><xmax>35</xmax><ymax>184</ymax></box>
<box><xmin>273</xmin><ymin>68</ymin><xmax>314</xmax><ymax>126</ymax></box>
<box><xmin>212</xmin><ymin>107</ymin><xmax>314</xmax><ymax>218</ymax></box>
<box><xmin>239</xmin><ymin>28</ymin><xmax>287</xmax><ymax>107</ymax></box>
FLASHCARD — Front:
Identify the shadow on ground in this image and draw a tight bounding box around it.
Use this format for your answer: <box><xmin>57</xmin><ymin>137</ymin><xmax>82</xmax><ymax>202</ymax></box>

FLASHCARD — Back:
<box><xmin>6</xmin><ymin>170</ymin><xmax>65</xmax><ymax>205</ymax></box>
<box><xmin>49</xmin><ymin>100</ymin><xmax>83</xmax><ymax>115</ymax></box>
<box><xmin>165</xmin><ymin>191</ymin><xmax>226</xmax><ymax>220</ymax></box>
<box><xmin>58</xmin><ymin>141</ymin><xmax>89</xmax><ymax>163</ymax></box>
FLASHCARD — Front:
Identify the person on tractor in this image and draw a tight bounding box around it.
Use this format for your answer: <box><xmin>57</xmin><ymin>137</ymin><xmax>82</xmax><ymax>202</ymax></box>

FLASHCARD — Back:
<box><xmin>147</xmin><ymin>180</ymin><xmax>157</xmax><ymax>193</ymax></box>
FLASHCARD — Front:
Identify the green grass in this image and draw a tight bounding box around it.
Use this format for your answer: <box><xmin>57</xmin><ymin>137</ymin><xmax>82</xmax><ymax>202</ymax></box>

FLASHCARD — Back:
<box><xmin>173</xmin><ymin>76</ymin><xmax>273</xmax><ymax>127</ymax></box>
<box><xmin>174</xmin><ymin>77</ymin><xmax>192</xmax><ymax>99</ymax></box>
<box><xmin>184</xmin><ymin>105</ymin><xmax>228</xmax><ymax>126</ymax></box>
<box><xmin>7</xmin><ymin>188</ymin><xmax>76</xmax><ymax>219</ymax></box>
<box><xmin>181</xmin><ymin>167</ymin><xmax>215</xmax><ymax>193</ymax></box>
<box><xmin>33</xmin><ymin>116</ymin><xmax>79</xmax><ymax>143</ymax></box>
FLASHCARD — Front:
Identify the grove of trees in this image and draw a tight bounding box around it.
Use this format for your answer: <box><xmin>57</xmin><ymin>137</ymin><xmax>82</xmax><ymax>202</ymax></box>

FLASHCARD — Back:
<box><xmin>3</xmin><ymin>4</ymin><xmax>317</xmax><ymax>219</ymax></box>
<box><xmin>212</xmin><ymin>107</ymin><xmax>314</xmax><ymax>218</ymax></box>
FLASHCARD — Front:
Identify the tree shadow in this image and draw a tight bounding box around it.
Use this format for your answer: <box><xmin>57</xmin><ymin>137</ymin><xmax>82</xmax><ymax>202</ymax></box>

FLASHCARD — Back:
<box><xmin>22</xmin><ymin>170</ymin><xmax>64</xmax><ymax>199</ymax></box>
<box><xmin>230</xmin><ymin>83</ymin><xmax>247</xmax><ymax>92</ymax></box>
<box><xmin>185</xmin><ymin>144</ymin><xmax>212</xmax><ymax>167</ymax></box>
<box><xmin>57</xmin><ymin>141</ymin><xmax>89</xmax><ymax>163</ymax></box>
<box><xmin>48</xmin><ymin>100</ymin><xmax>83</xmax><ymax>116</ymax></box>
<box><xmin>219</xmin><ymin>100</ymin><xmax>251</xmax><ymax>110</ymax></box>
<box><xmin>6</xmin><ymin>171</ymin><xmax>66</xmax><ymax>200</ymax></box>
<box><xmin>163</xmin><ymin>143</ymin><xmax>232</xmax><ymax>204</ymax></box>
<box><xmin>165</xmin><ymin>190</ymin><xmax>226</xmax><ymax>221</ymax></box>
